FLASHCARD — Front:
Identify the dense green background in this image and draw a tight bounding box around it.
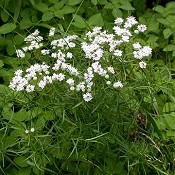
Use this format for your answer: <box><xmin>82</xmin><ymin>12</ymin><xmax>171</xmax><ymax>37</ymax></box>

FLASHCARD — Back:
<box><xmin>0</xmin><ymin>0</ymin><xmax>175</xmax><ymax>174</ymax></box>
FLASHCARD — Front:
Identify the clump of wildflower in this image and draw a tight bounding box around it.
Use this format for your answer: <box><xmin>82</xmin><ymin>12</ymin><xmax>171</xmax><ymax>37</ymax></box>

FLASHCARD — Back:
<box><xmin>10</xmin><ymin>16</ymin><xmax>152</xmax><ymax>102</ymax></box>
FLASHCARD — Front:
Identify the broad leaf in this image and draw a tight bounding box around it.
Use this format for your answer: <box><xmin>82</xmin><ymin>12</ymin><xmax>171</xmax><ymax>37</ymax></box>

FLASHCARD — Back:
<box><xmin>68</xmin><ymin>0</ymin><xmax>82</xmax><ymax>6</ymax></box>
<box><xmin>88</xmin><ymin>13</ymin><xmax>104</xmax><ymax>27</ymax></box>
<box><xmin>36</xmin><ymin>3</ymin><xmax>48</xmax><ymax>12</ymax></box>
<box><xmin>73</xmin><ymin>15</ymin><xmax>86</xmax><ymax>28</ymax></box>
<box><xmin>0</xmin><ymin>23</ymin><xmax>16</xmax><ymax>34</ymax></box>
<box><xmin>42</xmin><ymin>11</ymin><xmax>54</xmax><ymax>21</ymax></box>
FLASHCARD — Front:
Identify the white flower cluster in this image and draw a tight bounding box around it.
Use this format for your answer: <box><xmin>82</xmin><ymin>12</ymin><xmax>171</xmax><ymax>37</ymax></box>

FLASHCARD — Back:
<box><xmin>10</xmin><ymin>17</ymin><xmax>152</xmax><ymax>102</ymax></box>
<box><xmin>16</xmin><ymin>30</ymin><xmax>44</xmax><ymax>58</ymax></box>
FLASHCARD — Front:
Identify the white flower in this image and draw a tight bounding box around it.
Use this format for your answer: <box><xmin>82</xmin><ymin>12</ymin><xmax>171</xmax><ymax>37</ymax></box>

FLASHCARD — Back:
<box><xmin>76</xmin><ymin>82</ymin><xmax>85</xmax><ymax>92</ymax></box>
<box><xmin>124</xmin><ymin>16</ymin><xmax>138</xmax><ymax>28</ymax></box>
<box><xmin>113</xmin><ymin>81</ymin><xmax>123</xmax><ymax>88</ymax></box>
<box><xmin>57</xmin><ymin>73</ymin><xmax>65</xmax><ymax>81</ymax></box>
<box><xmin>137</xmin><ymin>24</ymin><xmax>147</xmax><ymax>32</ymax></box>
<box><xmin>49</xmin><ymin>27</ymin><xmax>56</xmax><ymax>37</ymax></box>
<box><xmin>70</xmin><ymin>86</ymin><xmax>75</xmax><ymax>91</ymax></box>
<box><xmin>114</xmin><ymin>17</ymin><xmax>124</xmax><ymax>25</ymax></box>
<box><xmin>133</xmin><ymin>42</ymin><xmax>142</xmax><ymax>50</ymax></box>
<box><xmin>114</xmin><ymin>50</ymin><xmax>123</xmax><ymax>57</ymax></box>
<box><xmin>16</xmin><ymin>49</ymin><xmax>25</xmax><ymax>58</ymax></box>
<box><xmin>38</xmin><ymin>80</ymin><xmax>46</xmax><ymax>89</ymax></box>
<box><xmin>139</xmin><ymin>61</ymin><xmax>147</xmax><ymax>69</ymax></box>
<box><xmin>41</xmin><ymin>49</ymin><xmax>50</xmax><ymax>55</ymax></box>
<box><xmin>26</xmin><ymin>84</ymin><xmax>35</xmax><ymax>92</ymax></box>
<box><xmin>134</xmin><ymin>30</ymin><xmax>139</xmax><ymax>34</ymax></box>
<box><xmin>142</xmin><ymin>46</ymin><xmax>152</xmax><ymax>56</ymax></box>
<box><xmin>105</xmin><ymin>74</ymin><xmax>109</xmax><ymax>79</ymax></box>
<box><xmin>14</xmin><ymin>69</ymin><xmax>23</xmax><ymax>76</ymax></box>
<box><xmin>83</xmin><ymin>92</ymin><xmax>93</xmax><ymax>102</ymax></box>
<box><xmin>25</xmin><ymin>129</ymin><xmax>29</xmax><ymax>134</ymax></box>
<box><xmin>30</xmin><ymin>128</ymin><xmax>35</xmax><ymax>132</ymax></box>
<box><xmin>107</xmin><ymin>66</ymin><xmax>115</xmax><ymax>74</ymax></box>
<box><xmin>106</xmin><ymin>81</ymin><xmax>111</xmax><ymax>85</ymax></box>
<box><xmin>66</xmin><ymin>78</ymin><xmax>74</xmax><ymax>85</ymax></box>
<box><xmin>67</xmin><ymin>52</ymin><xmax>73</xmax><ymax>58</ymax></box>
<box><xmin>122</xmin><ymin>35</ymin><xmax>129</xmax><ymax>42</ymax></box>
<box><xmin>51</xmin><ymin>53</ymin><xmax>57</xmax><ymax>58</ymax></box>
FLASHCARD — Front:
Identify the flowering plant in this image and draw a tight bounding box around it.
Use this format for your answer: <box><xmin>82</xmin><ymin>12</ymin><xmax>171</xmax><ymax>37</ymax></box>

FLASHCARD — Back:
<box><xmin>9</xmin><ymin>16</ymin><xmax>152</xmax><ymax>102</ymax></box>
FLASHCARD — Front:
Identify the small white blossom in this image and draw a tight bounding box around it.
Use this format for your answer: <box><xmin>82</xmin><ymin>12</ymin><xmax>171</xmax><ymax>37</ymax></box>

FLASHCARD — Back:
<box><xmin>106</xmin><ymin>81</ymin><xmax>111</xmax><ymax>85</ymax></box>
<box><xmin>133</xmin><ymin>42</ymin><xmax>142</xmax><ymax>50</ymax></box>
<box><xmin>67</xmin><ymin>52</ymin><xmax>73</xmax><ymax>58</ymax></box>
<box><xmin>113</xmin><ymin>81</ymin><xmax>123</xmax><ymax>88</ymax></box>
<box><xmin>83</xmin><ymin>92</ymin><xmax>93</xmax><ymax>102</ymax></box>
<box><xmin>16</xmin><ymin>49</ymin><xmax>25</xmax><ymax>58</ymax></box>
<box><xmin>30</xmin><ymin>128</ymin><xmax>35</xmax><ymax>132</ymax></box>
<box><xmin>137</xmin><ymin>24</ymin><xmax>147</xmax><ymax>32</ymax></box>
<box><xmin>70</xmin><ymin>86</ymin><xmax>75</xmax><ymax>91</ymax></box>
<box><xmin>139</xmin><ymin>61</ymin><xmax>147</xmax><ymax>69</ymax></box>
<box><xmin>76</xmin><ymin>82</ymin><xmax>85</xmax><ymax>92</ymax></box>
<box><xmin>25</xmin><ymin>129</ymin><xmax>29</xmax><ymax>134</ymax></box>
<box><xmin>114</xmin><ymin>50</ymin><xmax>123</xmax><ymax>57</ymax></box>
<box><xmin>124</xmin><ymin>16</ymin><xmax>138</xmax><ymax>28</ymax></box>
<box><xmin>49</xmin><ymin>27</ymin><xmax>56</xmax><ymax>37</ymax></box>
<box><xmin>26</xmin><ymin>84</ymin><xmax>35</xmax><ymax>92</ymax></box>
<box><xmin>14</xmin><ymin>69</ymin><xmax>23</xmax><ymax>76</ymax></box>
<box><xmin>114</xmin><ymin>17</ymin><xmax>124</xmax><ymax>25</ymax></box>
<box><xmin>66</xmin><ymin>78</ymin><xmax>74</xmax><ymax>85</ymax></box>
<box><xmin>41</xmin><ymin>49</ymin><xmax>50</xmax><ymax>55</ymax></box>
<box><xmin>107</xmin><ymin>67</ymin><xmax>115</xmax><ymax>74</ymax></box>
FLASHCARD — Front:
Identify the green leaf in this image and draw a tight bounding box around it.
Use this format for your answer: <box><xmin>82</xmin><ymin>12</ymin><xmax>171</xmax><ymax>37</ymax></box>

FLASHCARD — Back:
<box><xmin>20</xmin><ymin>18</ymin><xmax>32</xmax><ymax>29</ymax></box>
<box><xmin>14</xmin><ymin>157</ymin><xmax>28</xmax><ymax>167</ymax></box>
<box><xmin>13</xmin><ymin>109</ymin><xmax>30</xmax><ymax>122</ymax></box>
<box><xmin>53</xmin><ymin>1</ymin><xmax>65</xmax><ymax>10</ymax></box>
<box><xmin>166</xmin><ymin>130</ymin><xmax>175</xmax><ymax>137</ymax></box>
<box><xmin>0</xmin><ymin>60</ymin><xmax>4</xmax><ymax>68</ymax></box>
<box><xmin>163</xmin><ymin>28</ymin><xmax>173</xmax><ymax>39</ymax></box>
<box><xmin>1</xmin><ymin>10</ymin><xmax>9</xmax><ymax>22</ymax></box>
<box><xmin>91</xmin><ymin>0</ymin><xmax>98</xmax><ymax>5</ymax></box>
<box><xmin>88</xmin><ymin>13</ymin><xmax>104</xmax><ymax>27</ymax></box>
<box><xmin>14</xmin><ymin>0</ymin><xmax>22</xmax><ymax>22</ymax></box>
<box><xmin>42</xmin><ymin>11</ymin><xmax>54</xmax><ymax>21</ymax></box>
<box><xmin>98</xmin><ymin>0</ymin><xmax>108</xmax><ymax>5</ymax></box>
<box><xmin>157</xmin><ymin>18</ymin><xmax>169</xmax><ymax>26</ymax></box>
<box><xmin>35</xmin><ymin>117</ymin><xmax>46</xmax><ymax>130</ymax></box>
<box><xmin>18</xmin><ymin>167</ymin><xmax>31</xmax><ymax>175</ymax></box>
<box><xmin>14</xmin><ymin>34</ymin><xmax>24</xmax><ymax>45</ymax></box>
<box><xmin>163</xmin><ymin>44</ymin><xmax>175</xmax><ymax>51</ymax></box>
<box><xmin>48</xmin><ymin>0</ymin><xmax>58</xmax><ymax>3</ymax></box>
<box><xmin>104</xmin><ymin>3</ymin><xmax>114</xmax><ymax>9</ymax></box>
<box><xmin>153</xmin><ymin>5</ymin><xmax>165</xmax><ymax>13</ymax></box>
<box><xmin>72</xmin><ymin>15</ymin><xmax>86</xmax><ymax>28</ymax></box>
<box><xmin>163</xmin><ymin>102</ymin><xmax>175</xmax><ymax>113</ymax></box>
<box><xmin>6</xmin><ymin>43</ymin><xmax>15</xmax><ymax>56</ymax></box>
<box><xmin>172</xmin><ymin>50</ymin><xmax>175</xmax><ymax>57</ymax></box>
<box><xmin>112</xmin><ymin>9</ymin><xmax>122</xmax><ymax>18</ymax></box>
<box><xmin>120</xmin><ymin>0</ymin><xmax>134</xmax><ymax>10</ymax></box>
<box><xmin>164</xmin><ymin>112</ymin><xmax>175</xmax><ymax>129</ymax></box>
<box><xmin>54</xmin><ymin>10</ymin><xmax>64</xmax><ymax>18</ymax></box>
<box><xmin>36</xmin><ymin>3</ymin><xmax>49</xmax><ymax>12</ymax></box>
<box><xmin>62</xmin><ymin>6</ymin><xmax>75</xmax><ymax>14</ymax></box>
<box><xmin>0</xmin><ymin>23</ymin><xmax>16</xmax><ymax>34</ymax></box>
<box><xmin>68</xmin><ymin>0</ymin><xmax>82</xmax><ymax>6</ymax></box>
